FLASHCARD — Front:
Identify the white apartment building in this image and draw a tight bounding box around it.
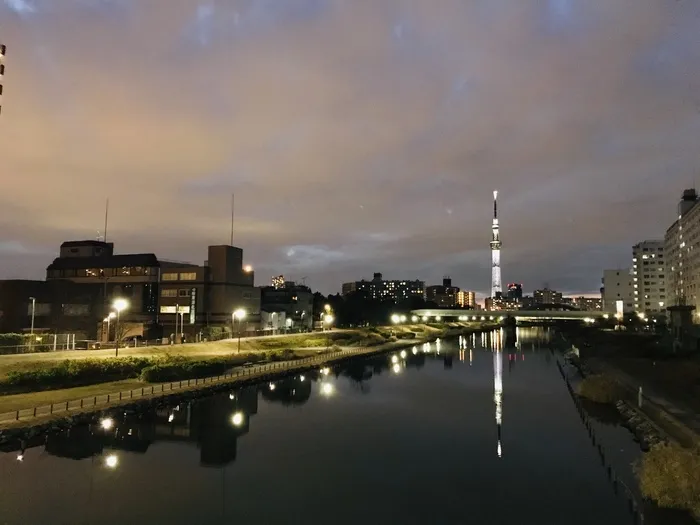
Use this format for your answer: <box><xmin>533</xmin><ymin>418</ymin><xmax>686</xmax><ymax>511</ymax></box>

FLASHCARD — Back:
<box><xmin>665</xmin><ymin>189</ymin><xmax>700</xmax><ymax>309</ymax></box>
<box><xmin>631</xmin><ymin>241</ymin><xmax>666</xmax><ymax>314</ymax></box>
<box><xmin>601</xmin><ymin>269</ymin><xmax>633</xmax><ymax>313</ymax></box>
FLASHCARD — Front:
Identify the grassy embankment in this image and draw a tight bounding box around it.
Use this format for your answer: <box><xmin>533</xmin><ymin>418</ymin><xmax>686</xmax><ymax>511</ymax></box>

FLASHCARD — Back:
<box><xmin>0</xmin><ymin>325</ymin><xmax>476</xmax><ymax>395</ymax></box>
<box><xmin>0</xmin><ymin>323</ymin><xmax>484</xmax><ymax>414</ymax></box>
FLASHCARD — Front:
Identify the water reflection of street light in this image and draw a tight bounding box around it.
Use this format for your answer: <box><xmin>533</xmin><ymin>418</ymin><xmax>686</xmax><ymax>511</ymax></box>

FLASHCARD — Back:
<box><xmin>392</xmin><ymin>363</ymin><xmax>401</xmax><ymax>374</ymax></box>
<box><xmin>231</xmin><ymin>412</ymin><xmax>244</xmax><ymax>427</ymax></box>
<box><xmin>233</xmin><ymin>308</ymin><xmax>246</xmax><ymax>353</ymax></box>
<box><xmin>391</xmin><ymin>355</ymin><xmax>399</xmax><ymax>364</ymax></box>
<box><xmin>400</xmin><ymin>350</ymin><xmax>407</xmax><ymax>359</ymax></box>
<box><xmin>112</xmin><ymin>298</ymin><xmax>129</xmax><ymax>357</ymax></box>
<box><xmin>321</xmin><ymin>382</ymin><xmax>334</xmax><ymax>396</ymax></box>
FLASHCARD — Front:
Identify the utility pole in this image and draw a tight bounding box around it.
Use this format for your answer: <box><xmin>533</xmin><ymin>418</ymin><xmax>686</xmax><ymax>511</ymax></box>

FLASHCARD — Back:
<box><xmin>0</xmin><ymin>44</ymin><xmax>7</xmax><ymax>117</ymax></box>
<box><xmin>29</xmin><ymin>297</ymin><xmax>36</xmax><ymax>352</ymax></box>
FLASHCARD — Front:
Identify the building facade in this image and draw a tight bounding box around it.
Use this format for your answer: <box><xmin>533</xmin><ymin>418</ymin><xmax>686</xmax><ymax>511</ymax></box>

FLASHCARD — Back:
<box><xmin>425</xmin><ymin>278</ymin><xmax>459</xmax><ymax>308</ymax></box>
<box><xmin>573</xmin><ymin>297</ymin><xmax>602</xmax><ymax>312</ymax></box>
<box><xmin>40</xmin><ymin>240</ymin><xmax>259</xmax><ymax>339</ymax></box>
<box><xmin>506</xmin><ymin>283</ymin><xmax>523</xmax><ymax>301</ymax></box>
<box><xmin>260</xmin><ymin>282</ymin><xmax>313</xmax><ymax>331</ymax></box>
<box><xmin>601</xmin><ymin>269</ymin><xmax>634</xmax><ymax>313</ymax></box>
<box><xmin>666</xmin><ymin>189</ymin><xmax>700</xmax><ymax>310</ymax></box>
<box><xmin>342</xmin><ymin>273</ymin><xmax>424</xmax><ymax>303</ymax></box>
<box><xmin>632</xmin><ymin>240</ymin><xmax>666</xmax><ymax>315</ymax></box>
<box><xmin>457</xmin><ymin>291</ymin><xmax>476</xmax><ymax>308</ymax></box>
<box><xmin>533</xmin><ymin>288</ymin><xmax>563</xmax><ymax>305</ymax></box>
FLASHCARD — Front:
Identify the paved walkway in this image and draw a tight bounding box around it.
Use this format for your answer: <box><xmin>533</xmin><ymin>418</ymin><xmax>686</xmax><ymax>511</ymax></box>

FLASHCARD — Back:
<box><xmin>589</xmin><ymin>358</ymin><xmax>700</xmax><ymax>447</ymax></box>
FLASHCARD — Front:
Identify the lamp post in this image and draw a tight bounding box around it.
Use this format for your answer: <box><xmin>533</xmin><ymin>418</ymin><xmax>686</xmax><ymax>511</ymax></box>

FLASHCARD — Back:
<box><xmin>103</xmin><ymin>312</ymin><xmax>115</xmax><ymax>343</ymax></box>
<box><xmin>324</xmin><ymin>314</ymin><xmax>334</xmax><ymax>350</ymax></box>
<box><xmin>113</xmin><ymin>299</ymin><xmax>128</xmax><ymax>357</ymax></box>
<box><xmin>233</xmin><ymin>309</ymin><xmax>246</xmax><ymax>353</ymax></box>
<box><xmin>29</xmin><ymin>297</ymin><xmax>36</xmax><ymax>351</ymax></box>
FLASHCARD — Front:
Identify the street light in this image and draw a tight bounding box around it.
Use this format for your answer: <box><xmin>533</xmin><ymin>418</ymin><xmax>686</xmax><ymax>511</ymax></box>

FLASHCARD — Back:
<box><xmin>324</xmin><ymin>314</ymin><xmax>334</xmax><ymax>350</ymax></box>
<box><xmin>103</xmin><ymin>312</ymin><xmax>116</xmax><ymax>342</ymax></box>
<box><xmin>391</xmin><ymin>314</ymin><xmax>401</xmax><ymax>324</ymax></box>
<box><xmin>28</xmin><ymin>297</ymin><xmax>36</xmax><ymax>352</ymax></box>
<box><xmin>112</xmin><ymin>298</ymin><xmax>128</xmax><ymax>357</ymax></box>
<box><xmin>233</xmin><ymin>308</ymin><xmax>246</xmax><ymax>353</ymax></box>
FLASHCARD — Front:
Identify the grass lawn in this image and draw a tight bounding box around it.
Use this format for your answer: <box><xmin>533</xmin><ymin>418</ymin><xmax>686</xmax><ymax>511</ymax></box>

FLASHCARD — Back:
<box><xmin>0</xmin><ymin>379</ymin><xmax>147</xmax><ymax>414</ymax></box>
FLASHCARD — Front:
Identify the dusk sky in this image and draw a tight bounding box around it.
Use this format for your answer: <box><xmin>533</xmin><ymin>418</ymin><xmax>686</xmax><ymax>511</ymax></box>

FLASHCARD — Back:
<box><xmin>0</xmin><ymin>0</ymin><xmax>699</xmax><ymax>296</ymax></box>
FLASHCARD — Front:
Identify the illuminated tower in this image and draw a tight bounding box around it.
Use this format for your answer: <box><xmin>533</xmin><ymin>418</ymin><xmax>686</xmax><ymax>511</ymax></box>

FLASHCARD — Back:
<box><xmin>0</xmin><ymin>44</ymin><xmax>6</xmax><ymax>116</ymax></box>
<box><xmin>494</xmin><ymin>338</ymin><xmax>503</xmax><ymax>458</ymax></box>
<box><xmin>490</xmin><ymin>190</ymin><xmax>502</xmax><ymax>298</ymax></box>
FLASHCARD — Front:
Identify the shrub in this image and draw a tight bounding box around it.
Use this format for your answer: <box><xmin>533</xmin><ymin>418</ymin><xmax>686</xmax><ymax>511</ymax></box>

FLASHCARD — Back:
<box><xmin>635</xmin><ymin>443</ymin><xmax>700</xmax><ymax>516</ymax></box>
<box><xmin>140</xmin><ymin>353</ymin><xmax>263</xmax><ymax>382</ymax></box>
<box><xmin>396</xmin><ymin>332</ymin><xmax>416</xmax><ymax>340</ymax></box>
<box><xmin>5</xmin><ymin>357</ymin><xmax>151</xmax><ymax>389</ymax></box>
<box><xmin>576</xmin><ymin>374</ymin><xmax>623</xmax><ymax>404</ymax></box>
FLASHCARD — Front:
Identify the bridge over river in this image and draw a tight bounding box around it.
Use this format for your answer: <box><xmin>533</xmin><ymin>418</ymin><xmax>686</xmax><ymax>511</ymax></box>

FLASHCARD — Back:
<box><xmin>410</xmin><ymin>308</ymin><xmax>608</xmax><ymax>322</ymax></box>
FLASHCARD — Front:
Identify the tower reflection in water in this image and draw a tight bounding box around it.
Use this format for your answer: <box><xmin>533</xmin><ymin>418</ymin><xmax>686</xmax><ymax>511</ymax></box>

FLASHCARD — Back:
<box><xmin>3</xmin><ymin>328</ymin><xmax>549</xmax><ymax>468</ymax></box>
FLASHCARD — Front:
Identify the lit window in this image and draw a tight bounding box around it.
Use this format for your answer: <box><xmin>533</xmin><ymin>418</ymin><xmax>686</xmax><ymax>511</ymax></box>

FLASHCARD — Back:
<box><xmin>162</xmin><ymin>273</ymin><xmax>178</xmax><ymax>281</ymax></box>
<box><xmin>178</xmin><ymin>289</ymin><xmax>191</xmax><ymax>297</ymax></box>
<box><xmin>179</xmin><ymin>272</ymin><xmax>197</xmax><ymax>281</ymax></box>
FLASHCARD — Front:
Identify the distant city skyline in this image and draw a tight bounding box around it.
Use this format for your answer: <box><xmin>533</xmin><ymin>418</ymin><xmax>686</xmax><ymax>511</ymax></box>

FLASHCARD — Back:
<box><xmin>0</xmin><ymin>1</ymin><xmax>698</xmax><ymax>296</ymax></box>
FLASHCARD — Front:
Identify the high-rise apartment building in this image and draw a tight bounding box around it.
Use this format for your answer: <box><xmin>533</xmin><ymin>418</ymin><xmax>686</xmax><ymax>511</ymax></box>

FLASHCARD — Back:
<box><xmin>666</xmin><ymin>189</ymin><xmax>700</xmax><ymax>309</ymax></box>
<box><xmin>506</xmin><ymin>283</ymin><xmax>523</xmax><ymax>301</ymax></box>
<box><xmin>601</xmin><ymin>269</ymin><xmax>633</xmax><ymax>313</ymax></box>
<box><xmin>341</xmin><ymin>273</ymin><xmax>424</xmax><ymax>302</ymax></box>
<box><xmin>457</xmin><ymin>290</ymin><xmax>476</xmax><ymax>308</ymax></box>
<box><xmin>632</xmin><ymin>240</ymin><xmax>666</xmax><ymax>314</ymax></box>
<box><xmin>426</xmin><ymin>278</ymin><xmax>459</xmax><ymax>308</ymax></box>
<box><xmin>533</xmin><ymin>288</ymin><xmax>563</xmax><ymax>305</ymax></box>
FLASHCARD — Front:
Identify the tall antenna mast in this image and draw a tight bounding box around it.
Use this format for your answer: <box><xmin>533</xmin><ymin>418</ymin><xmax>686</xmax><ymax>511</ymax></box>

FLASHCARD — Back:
<box><xmin>230</xmin><ymin>193</ymin><xmax>234</xmax><ymax>246</ymax></box>
<box><xmin>103</xmin><ymin>198</ymin><xmax>109</xmax><ymax>242</ymax></box>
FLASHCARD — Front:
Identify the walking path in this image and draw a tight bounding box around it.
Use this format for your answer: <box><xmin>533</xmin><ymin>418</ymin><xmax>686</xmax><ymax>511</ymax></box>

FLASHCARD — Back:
<box><xmin>589</xmin><ymin>358</ymin><xmax>700</xmax><ymax>447</ymax></box>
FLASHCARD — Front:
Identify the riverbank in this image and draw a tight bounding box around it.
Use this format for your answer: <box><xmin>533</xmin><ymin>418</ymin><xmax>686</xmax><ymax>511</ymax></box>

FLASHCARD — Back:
<box><xmin>0</xmin><ymin>322</ymin><xmax>497</xmax><ymax>433</ymax></box>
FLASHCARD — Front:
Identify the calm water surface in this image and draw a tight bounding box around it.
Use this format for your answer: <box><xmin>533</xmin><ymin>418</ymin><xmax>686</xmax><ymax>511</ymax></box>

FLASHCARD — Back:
<box><xmin>0</xmin><ymin>328</ymin><xmax>655</xmax><ymax>524</ymax></box>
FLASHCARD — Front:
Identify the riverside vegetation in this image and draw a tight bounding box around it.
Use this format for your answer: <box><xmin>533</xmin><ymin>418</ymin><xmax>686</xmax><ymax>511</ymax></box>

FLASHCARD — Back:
<box><xmin>636</xmin><ymin>442</ymin><xmax>700</xmax><ymax>518</ymax></box>
<box><xmin>0</xmin><ymin>324</ymin><xmax>462</xmax><ymax>395</ymax></box>
<box><xmin>576</xmin><ymin>374</ymin><xmax>624</xmax><ymax>404</ymax></box>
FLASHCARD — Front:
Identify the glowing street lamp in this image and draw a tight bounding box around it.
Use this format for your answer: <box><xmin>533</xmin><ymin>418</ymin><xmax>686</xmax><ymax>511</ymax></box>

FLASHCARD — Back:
<box><xmin>233</xmin><ymin>308</ymin><xmax>246</xmax><ymax>353</ymax></box>
<box><xmin>103</xmin><ymin>311</ymin><xmax>116</xmax><ymax>342</ymax></box>
<box><xmin>324</xmin><ymin>314</ymin><xmax>334</xmax><ymax>350</ymax></box>
<box><xmin>391</xmin><ymin>314</ymin><xmax>401</xmax><ymax>324</ymax></box>
<box><xmin>321</xmin><ymin>382</ymin><xmax>334</xmax><ymax>396</ymax></box>
<box><xmin>105</xmin><ymin>454</ymin><xmax>118</xmax><ymax>469</ymax></box>
<box><xmin>112</xmin><ymin>299</ymin><xmax>129</xmax><ymax>357</ymax></box>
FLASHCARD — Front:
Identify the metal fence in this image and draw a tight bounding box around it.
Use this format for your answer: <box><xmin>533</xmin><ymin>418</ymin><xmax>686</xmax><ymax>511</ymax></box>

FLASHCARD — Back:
<box><xmin>0</xmin><ymin>347</ymin><xmax>374</xmax><ymax>424</ymax></box>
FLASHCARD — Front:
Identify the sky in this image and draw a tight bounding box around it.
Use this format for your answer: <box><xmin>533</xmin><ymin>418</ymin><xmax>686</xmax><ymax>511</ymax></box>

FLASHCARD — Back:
<box><xmin>0</xmin><ymin>0</ymin><xmax>699</xmax><ymax>297</ymax></box>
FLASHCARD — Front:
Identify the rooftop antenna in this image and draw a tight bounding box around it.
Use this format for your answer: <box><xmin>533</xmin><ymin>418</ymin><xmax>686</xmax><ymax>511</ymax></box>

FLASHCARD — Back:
<box><xmin>103</xmin><ymin>198</ymin><xmax>109</xmax><ymax>243</ymax></box>
<box><xmin>230</xmin><ymin>193</ymin><xmax>234</xmax><ymax>246</ymax></box>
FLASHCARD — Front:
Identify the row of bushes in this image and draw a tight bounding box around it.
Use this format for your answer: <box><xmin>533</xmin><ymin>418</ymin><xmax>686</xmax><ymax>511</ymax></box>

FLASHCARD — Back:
<box><xmin>0</xmin><ymin>333</ymin><xmax>31</xmax><ymax>347</ymax></box>
<box><xmin>636</xmin><ymin>443</ymin><xmax>700</xmax><ymax>517</ymax></box>
<box><xmin>1</xmin><ymin>348</ymin><xmax>312</xmax><ymax>392</ymax></box>
<box><xmin>4</xmin><ymin>357</ymin><xmax>152</xmax><ymax>390</ymax></box>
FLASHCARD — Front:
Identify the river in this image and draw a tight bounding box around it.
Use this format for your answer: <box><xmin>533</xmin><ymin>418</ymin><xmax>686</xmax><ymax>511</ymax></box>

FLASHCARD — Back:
<box><xmin>0</xmin><ymin>327</ymin><xmax>684</xmax><ymax>524</ymax></box>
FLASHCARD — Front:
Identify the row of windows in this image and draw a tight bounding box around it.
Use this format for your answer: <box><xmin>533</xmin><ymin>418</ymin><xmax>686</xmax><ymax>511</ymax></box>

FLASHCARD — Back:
<box><xmin>162</xmin><ymin>289</ymin><xmax>193</xmax><ymax>298</ymax></box>
<box><xmin>48</xmin><ymin>267</ymin><xmax>158</xmax><ymax>278</ymax></box>
<box><xmin>161</xmin><ymin>272</ymin><xmax>197</xmax><ymax>281</ymax></box>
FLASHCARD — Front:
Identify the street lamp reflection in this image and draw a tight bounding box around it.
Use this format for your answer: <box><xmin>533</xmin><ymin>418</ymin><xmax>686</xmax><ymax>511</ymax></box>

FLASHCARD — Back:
<box><xmin>231</xmin><ymin>412</ymin><xmax>244</xmax><ymax>427</ymax></box>
<box><xmin>392</xmin><ymin>363</ymin><xmax>401</xmax><ymax>374</ymax></box>
<box><xmin>321</xmin><ymin>382</ymin><xmax>334</xmax><ymax>396</ymax></box>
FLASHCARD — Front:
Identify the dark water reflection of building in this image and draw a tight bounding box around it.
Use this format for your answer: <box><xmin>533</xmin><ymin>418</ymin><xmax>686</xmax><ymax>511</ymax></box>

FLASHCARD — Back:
<box><xmin>6</xmin><ymin>330</ymin><xmax>541</xmax><ymax>469</ymax></box>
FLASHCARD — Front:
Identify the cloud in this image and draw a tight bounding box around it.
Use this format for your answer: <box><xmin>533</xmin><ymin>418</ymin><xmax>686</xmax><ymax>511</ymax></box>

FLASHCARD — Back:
<box><xmin>0</xmin><ymin>0</ymin><xmax>698</xmax><ymax>295</ymax></box>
